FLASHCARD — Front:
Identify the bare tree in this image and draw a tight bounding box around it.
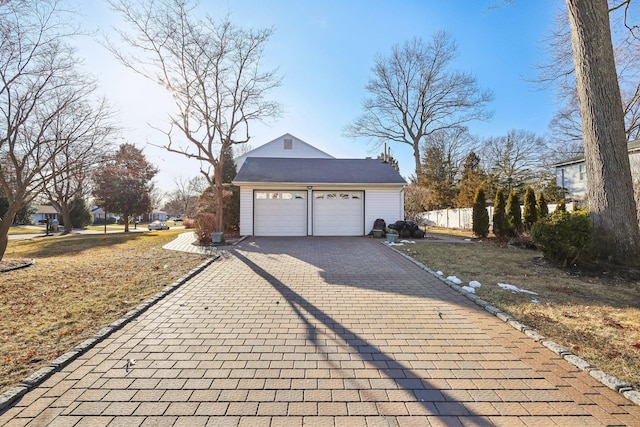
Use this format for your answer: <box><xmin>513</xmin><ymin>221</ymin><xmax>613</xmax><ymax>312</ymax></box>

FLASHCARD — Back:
<box><xmin>106</xmin><ymin>0</ymin><xmax>281</xmax><ymax>234</ymax></box>
<box><xmin>164</xmin><ymin>175</ymin><xmax>205</xmax><ymax>217</ymax></box>
<box><xmin>539</xmin><ymin>2</ymin><xmax>640</xmax><ymax>148</ymax></box>
<box><xmin>40</xmin><ymin>94</ymin><xmax>116</xmax><ymax>234</ymax></box>
<box><xmin>147</xmin><ymin>185</ymin><xmax>164</xmax><ymax>218</ymax></box>
<box><xmin>421</xmin><ymin>127</ymin><xmax>476</xmax><ymax>180</ymax></box>
<box><xmin>403</xmin><ymin>184</ymin><xmax>430</xmax><ymax>223</ymax></box>
<box><xmin>0</xmin><ymin>0</ymin><xmax>85</xmax><ymax>259</ymax></box>
<box><xmin>235</xmin><ymin>143</ymin><xmax>254</xmax><ymax>158</ymax></box>
<box><xmin>566</xmin><ymin>0</ymin><xmax>640</xmax><ymax>264</ymax></box>
<box><xmin>481</xmin><ymin>129</ymin><xmax>548</xmax><ymax>193</ymax></box>
<box><xmin>344</xmin><ymin>32</ymin><xmax>493</xmax><ymax>176</ymax></box>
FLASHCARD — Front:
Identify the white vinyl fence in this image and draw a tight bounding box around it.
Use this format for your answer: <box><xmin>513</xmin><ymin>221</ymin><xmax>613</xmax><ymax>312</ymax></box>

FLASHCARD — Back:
<box><xmin>420</xmin><ymin>204</ymin><xmax>570</xmax><ymax>230</ymax></box>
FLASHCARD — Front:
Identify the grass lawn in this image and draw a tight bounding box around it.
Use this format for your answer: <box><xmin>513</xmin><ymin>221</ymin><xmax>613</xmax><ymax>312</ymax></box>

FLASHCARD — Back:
<box><xmin>397</xmin><ymin>228</ymin><xmax>640</xmax><ymax>390</ymax></box>
<box><xmin>8</xmin><ymin>226</ymin><xmax>46</xmax><ymax>235</ymax></box>
<box><xmin>0</xmin><ymin>229</ymin><xmax>208</xmax><ymax>395</ymax></box>
<box><xmin>84</xmin><ymin>224</ymin><xmax>133</xmax><ymax>231</ymax></box>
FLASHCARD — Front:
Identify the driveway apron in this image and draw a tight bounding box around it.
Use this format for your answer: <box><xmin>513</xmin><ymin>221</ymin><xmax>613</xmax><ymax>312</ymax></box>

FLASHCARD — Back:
<box><xmin>1</xmin><ymin>237</ymin><xmax>639</xmax><ymax>427</ymax></box>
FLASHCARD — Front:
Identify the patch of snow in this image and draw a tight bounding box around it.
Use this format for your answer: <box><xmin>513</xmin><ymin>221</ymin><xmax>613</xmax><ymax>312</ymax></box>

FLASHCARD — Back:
<box><xmin>446</xmin><ymin>276</ymin><xmax>462</xmax><ymax>284</ymax></box>
<box><xmin>387</xmin><ymin>242</ymin><xmax>404</xmax><ymax>246</ymax></box>
<box><xmin>531</xmin><ymin>299</ymin><xmax>540</xmax><ymax>304</ymax></box>
<box><xmin>461</xmin><ymin>286</ymin><xmax>476</xmax><ymax>293</ymax></box>
<box><xmin>436</xmin><ymin>271</ymin><xmax>443</xmax><ymax>276</ymax></box>
<box><xmin>464</xmin><ymin>238</ymin><xmax>471</xmax><ymax>241</ymax></box>
<box><xmin>400</xmin><ymin>240</ymin><xmax>415</xmax><ymax>244</ymax></box>
<box><xmin>497</xmin><ymin>283</ymin><xmax>538</xmax><ymax>295</ymax></box>
<box><xmin>469</xmin><ymin>280</ymin><xmax>481</xmax><ymax>288</ymax></box>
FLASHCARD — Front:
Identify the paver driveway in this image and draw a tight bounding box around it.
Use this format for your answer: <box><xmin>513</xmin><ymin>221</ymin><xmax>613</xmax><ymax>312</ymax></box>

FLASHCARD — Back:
<box><xmin>1</xmin><ymin>237</ymin><xmax>639</xmax><ymax>426</ymax></box>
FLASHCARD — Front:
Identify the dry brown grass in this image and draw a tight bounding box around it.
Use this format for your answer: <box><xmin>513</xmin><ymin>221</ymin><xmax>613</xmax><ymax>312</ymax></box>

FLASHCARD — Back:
<box><xmin>0</xmin><ymin>230</ymin><xmax>208</xmax><ymax>394</ymax></box>
<box><xmin>398</xmin><ymin>228</ymin><xmax>640</xmax><ymax>390</ymax></box>
<box><xmin>7</xmin><ymin>226</ymin><xmax>47</xmax><ymax>235</ymax></box>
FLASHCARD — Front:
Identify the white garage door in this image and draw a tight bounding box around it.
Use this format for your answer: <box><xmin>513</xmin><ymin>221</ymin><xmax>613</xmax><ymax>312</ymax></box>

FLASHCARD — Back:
<box><xmin>254</xmin><ymin>191</ymin><xmax>307</xmax><ymax>236</ymax></box>
<box><xmin>313</xmin><ymin>191</ymin><xmax>364</xmax><ymax>236</ymax></box>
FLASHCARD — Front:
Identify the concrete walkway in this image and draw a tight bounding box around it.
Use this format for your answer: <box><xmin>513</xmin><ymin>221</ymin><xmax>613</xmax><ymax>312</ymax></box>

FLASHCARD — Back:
<box><xmin>1</xmin><ymin>237</ymin><xmax>639</xmax><ymax>426</ymax></box>
<box><xmin>161</xmin><ymin>231</ymin><xmax>218</xmax><ymax>255</ymax></box>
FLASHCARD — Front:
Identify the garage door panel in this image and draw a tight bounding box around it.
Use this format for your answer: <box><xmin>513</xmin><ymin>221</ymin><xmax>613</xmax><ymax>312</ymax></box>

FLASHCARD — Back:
<box><xmin>254</xmin><ymin>191</ymin><xmax>307</xmax><ymax>236</ymax></box>
<box><xmin>313</xmin><ymin>191</ymin><xmax>363</xmax><ymax>236</ymax></box>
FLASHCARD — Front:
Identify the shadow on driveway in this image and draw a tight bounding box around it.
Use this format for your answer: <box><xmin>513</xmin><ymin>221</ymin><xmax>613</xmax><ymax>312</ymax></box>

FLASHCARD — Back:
<box><xmin>231</xmin><ymin>242</ymin><xmax>493</xmax><ymax>423</ymax></box>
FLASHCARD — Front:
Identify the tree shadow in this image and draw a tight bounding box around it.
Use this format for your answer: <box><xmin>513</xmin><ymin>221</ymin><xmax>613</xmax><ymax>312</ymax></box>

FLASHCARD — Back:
<box><xmin>231</xmin><ymin>247</ymin><xmax>493</xmax><ymax>424</ymax></box>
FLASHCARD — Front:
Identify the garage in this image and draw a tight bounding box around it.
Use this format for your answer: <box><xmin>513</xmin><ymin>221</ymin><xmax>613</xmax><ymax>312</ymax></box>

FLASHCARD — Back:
<box><xmin>313</xmin><ymin>191</ymin><xmax>364</xmax><ymax>236</ymax></box>
<box><xmin>234</xmin><ymin>155</ymin><xmax>406</xmax><ymax>237</ymax></box>
<box><xmin>253</xmin><ymin>191</ymin><xmax>307</xmax><ymax>236</ymax></box>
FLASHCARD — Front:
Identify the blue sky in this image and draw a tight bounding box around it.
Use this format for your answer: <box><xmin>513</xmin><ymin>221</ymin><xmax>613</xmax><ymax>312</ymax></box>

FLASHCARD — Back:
<box><xmin>75</xmin><ymin>0</ymin><xmax>562</xmax><ymax>191</ymax></box>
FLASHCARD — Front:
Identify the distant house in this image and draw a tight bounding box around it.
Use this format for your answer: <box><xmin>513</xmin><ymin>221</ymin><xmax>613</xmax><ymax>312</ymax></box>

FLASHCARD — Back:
<box><xmin>31</xmin><ymin>205</ymin><xmax>59</xmax><ymax>224</ymax></box>
<box><xmin>232</xmin><ymin>133</ymin><xmax>406</xmax><ymax>236</ymax></box>
<box><xmin>91</xmin><ymin>206</ymin><xmax>117</xmax><ymax>223</ymax></box>
<box><xmin>147</xmin><ymin>209</ymin><xmax>168</xmax><ymax>222</ymax></box>
<box><xmin>235</xmin><ymin>133</ymin><xmax>334</xmax><ymax>171</ymax></box>
<box><xmin>554</xmin><ymin>139</ymin><xmax>640</xmax><ymax>202</ymax></box>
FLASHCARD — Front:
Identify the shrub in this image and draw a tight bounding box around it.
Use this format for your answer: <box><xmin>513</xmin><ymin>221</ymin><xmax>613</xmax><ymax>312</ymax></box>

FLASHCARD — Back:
<box><xmin>472</xmin><ymin>186</ymin><xmax>489</xmax><ymax>238</ymax></box>
<box><xmin>69</xmin><ymin>197</ymin><xmax>93</xmax><ymax>228</ymax></box>
<box><xmin>556</xmin><ymin>199</ymin><xmax>566</xmax><ymax>212</ymax></box>
<box><xmin>195</xmin><ymin>184</ymin><xmax>240</xmax><ymax>234</ymax></box>
<box><xmin>183</xmin><ymin>217</ymin><xmax>196</xmax><ymax>229</ymax></box>
<box><xmin>522</xmin><ymin>186</ymin><xmax>537</xmax><ymax>231</ymax></box>
<box><xmin>193</xmin><ymin>212</ymin><xmax>217</xmax><ymax>244</ymax></box>
<box><xmin>492</xmin><ymin>188</ymin><xmax>509</xmax><ymax>238</ymax></box>
<box><xmin>506</xmin><ymin>190</ymin><xmax>522</xmax><ymax>236</ymax></box>
<box><xmin>531</xmin><ymin>210</ymin><xmax>593</xmax><ymax>266</ymax></box>
<box><xmin>93</xmin><ymin>217</ymin><xmax>117</xmax><ymax>225</ymax></box>
<box><xmin>223</xmin><ymin>185</ymin><xmax>240</xmax><ymax>234</ymax></box>
<box><xmin>536</xmin><ymin>192</ymin><xmax>549</xmax><ymax>218</ymax></box>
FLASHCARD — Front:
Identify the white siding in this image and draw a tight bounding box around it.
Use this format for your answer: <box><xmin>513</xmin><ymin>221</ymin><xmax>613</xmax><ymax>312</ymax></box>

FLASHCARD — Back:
<box><xmin>631</xmin><ymin>151</ymin><xmax>640</xmax><ymax>180</ymax></box>
<box><xmin>364</xmin><ymin>188</ymin><xmax>404</xmax><ymax>233</ymax></box>
<box><xmin>239</xmin><ymin>187</ymin><xmax>254</xmax><ymax>236</ymax></box>
<box><xmin>236</xmin><ymin>134</ymin><xmax>333</xmax><ymax>170</ymax></box>
<box><xmin>556</xmin><ymin>150</ymin><xmax>640</xmax><ymax>208</ymax></box>
<box><xmin>556</xmin><ymin>163</ymin><xmax>587</xmax><ymax>200</ymax></box>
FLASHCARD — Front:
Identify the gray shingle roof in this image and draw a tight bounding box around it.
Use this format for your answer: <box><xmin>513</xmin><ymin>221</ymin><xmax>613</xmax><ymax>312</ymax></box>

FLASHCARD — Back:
<box><xmin>233</xmin><ymin>157</ymin><xmax>406</xmax><ymax>185</ymax></box>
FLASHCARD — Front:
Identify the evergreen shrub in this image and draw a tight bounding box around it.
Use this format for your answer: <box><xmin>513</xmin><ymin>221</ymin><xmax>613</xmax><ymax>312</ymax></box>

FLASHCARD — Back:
<box><xmin>531</xmin><ymin>210</ymin><xmax>593</xmax><ymax>266</ymax></box>
<box><xmin>492</xmin><ymin>188</ymin><xmax>509</xmax><ymax>238</ymax></box>
<box><xmin>472</xmin><ymin>187</ymin><xmax>489</xmax><ymax>238</ymax></box>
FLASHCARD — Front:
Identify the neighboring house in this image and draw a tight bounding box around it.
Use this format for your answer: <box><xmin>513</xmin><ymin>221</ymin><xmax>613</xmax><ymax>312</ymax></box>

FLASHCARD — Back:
<box><xmin>235</xmin><ymin>133</ymin><xmax>334</xmax><ymax>171</ymax></box>
<box><xmin>554</xmin><ymin>139</ymin><xmax>640</xmax><ymax>202</ymax></box>
<box><xmin>233</xmin><ymin>157</ymin><xmax>406</xmax><ymax>236</ymax></box>
<box><xmin>147</xmin><ymin>209</ymin><xmax>168</xmax><ymax>222</ymax></box>
<box><xmin>91</xmin><ymin>206</ymin><xmax>117</xmax><ymax>223</ymax></box>
<box><xmin>31</xmin><ymin>205</ymin><xmax>59</xmax><ymax>224</ymax></box>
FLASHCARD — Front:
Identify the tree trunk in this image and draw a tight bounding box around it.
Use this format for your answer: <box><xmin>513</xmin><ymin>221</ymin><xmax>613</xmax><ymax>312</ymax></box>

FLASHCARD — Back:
<box><xmin>566</xmin><ymin>0</ymin><xmax>640</xmax><ymax>265</ymax></box>
<box><xmin>412</xmin><ymin>141</ymin><xmax>422</xmax><ymax>178</ymax></box>
<box><xmin>214</xmin><ymin>153</ymin><xmax>225</xmax><ymax>233</ymax></box>
<box><xmin>0</xmin><ymin>206</ymin><xmax>20</xmax><ymax>261</ymax></box>
<box><xmin>54</xmin><ymin>201</ymin><xmax>73</xmax><ymax>236</ymax></box>
<box><xmin>123</xmin><ymin>214</ymin><xmax>130</xmax><ymax>232</ymax></box>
